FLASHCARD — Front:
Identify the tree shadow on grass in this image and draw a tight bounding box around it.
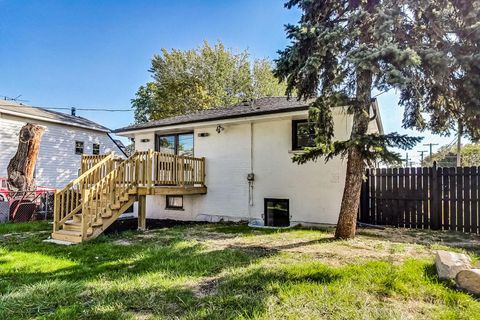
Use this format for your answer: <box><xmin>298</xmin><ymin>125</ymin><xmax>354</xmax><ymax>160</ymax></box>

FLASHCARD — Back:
<box><xmin>186</xmin><ymin>265</ymin><xmax>343</xmax><ymax>319</ymax></box>
<box><xmin>0</xmin><ymin>229</ymin><xmax>280</xmax><ymax>300</ymax></box>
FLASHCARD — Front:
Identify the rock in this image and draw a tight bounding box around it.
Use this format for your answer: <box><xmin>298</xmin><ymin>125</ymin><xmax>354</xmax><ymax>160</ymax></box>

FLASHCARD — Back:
<box><xmin>456</xmin><ymin>269</ymin><xmax>480</xmax><ymax>295</ymax></box>
<box><xmin>435</xmin><ymin>250</ymin><xmax>471</xmax><ymax>280</ymax></box>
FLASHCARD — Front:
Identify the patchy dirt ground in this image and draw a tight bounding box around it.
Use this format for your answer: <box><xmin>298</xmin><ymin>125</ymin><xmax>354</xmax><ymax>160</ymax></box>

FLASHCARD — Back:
<box><xmin>128</xmin><ymin>224</ymin><xmax>480</xmax><ymax>267</ymax></box>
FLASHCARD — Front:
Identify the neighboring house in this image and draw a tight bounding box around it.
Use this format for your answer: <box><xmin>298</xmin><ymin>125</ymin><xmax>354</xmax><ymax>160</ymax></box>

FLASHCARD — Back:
<box><xmin>0</xmin><ymin>100</ymin><xmax>124</xmax><ymax>189</ymax></box>
<box><xmin>114</xmin><ymin>97</ymin><xmax>383</xmax><ymax>227</ymax></box>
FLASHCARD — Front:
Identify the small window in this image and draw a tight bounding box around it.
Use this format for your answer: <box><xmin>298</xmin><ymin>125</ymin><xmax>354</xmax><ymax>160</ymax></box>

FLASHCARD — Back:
<box><xmin>264</xmin><ymin>198</ymin><xmax>290</xmax><ymax>227</ymax></box>
<box><xmin>93</xmin><ymin>143</ymin><xmax>100</xmax><ymax>155</ymax></box>
<box><xmin>166</xmin><ymin>195</ymin><xmax>183</xmax><ymax>210</ymax></box>
<box><xmin>292</xmin><ymin>120</ymin><xmax>316</xmax><ymax>150</ymax></box>
<box><xmin>75</xmin><ymin>141</ymin><xmax>84</xmax><ymax>155</ymax></box>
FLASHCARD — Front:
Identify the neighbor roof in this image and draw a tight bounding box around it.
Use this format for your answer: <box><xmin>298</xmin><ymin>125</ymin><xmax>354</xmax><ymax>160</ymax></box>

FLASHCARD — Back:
<box><xmin>0</xmin><ymin>100</ymin><xmax>110</xmax><ymax>132</ymax></box>
<box><xmin>115</xmin><ymin>96</ymin><xmax>311</xmax><ymax>133</ymax></box>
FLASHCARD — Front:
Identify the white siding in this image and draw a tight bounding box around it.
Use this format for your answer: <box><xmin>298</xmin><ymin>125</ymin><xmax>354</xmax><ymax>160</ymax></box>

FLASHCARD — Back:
<box><xmin>132</xmin><ymin>108</ymin><xmax>369</xmax><ymax>226</ymax></box>
<box><xmin>0</xmin><ymin>114</ymin><xmax>122</xmax><ymax>189</ymax></box>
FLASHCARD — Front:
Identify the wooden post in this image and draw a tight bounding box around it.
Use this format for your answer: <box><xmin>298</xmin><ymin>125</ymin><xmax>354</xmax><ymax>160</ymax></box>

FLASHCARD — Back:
<box><xmin>138</xmin><ymin>195</ymin><xmax>146</xmax><ymax>231</ymax></box>
<box><xmin>430</xmin><ymin>162</ymin><xmax>441</xmax><ymax>230</ymax></box>
<box><xmin>82</xmin><ymin>189</ymin><xmax>90</xmax><ymax>240</ymax></box>
<box><xmin>53</xmin><ymin>190</ymin><xmax>60</xmax><ymax>231</ymax></box>
<box><xmin>201</xmin><ymin>157</ymin><xmax>206</xmax><ymax>187</ymax></box>
<box><xmin>147</xmin><ymin>149</ymin><xmax>154</xmax><ymax>188</ymax></box>
<box><xmin>179</xmin><ymin>155</ymin><xmax>185</xmax><ymax>186</ymax></box>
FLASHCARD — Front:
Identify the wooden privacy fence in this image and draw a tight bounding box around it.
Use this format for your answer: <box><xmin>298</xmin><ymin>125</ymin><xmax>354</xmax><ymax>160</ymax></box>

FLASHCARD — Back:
<box><xmin>359</xmin><ymin>164</ymin><xmax>479</xmax><ymax>234</ymax></box>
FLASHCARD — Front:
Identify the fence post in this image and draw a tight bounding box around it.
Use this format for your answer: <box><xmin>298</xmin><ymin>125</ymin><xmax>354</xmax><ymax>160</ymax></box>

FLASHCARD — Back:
<box><xmin>53</xmin><ymin>190</ymin><xmax>60</xmax><ymax>231</ymax></box>
<box><xmin>430</xmin><ymin>162</ymin><xmax>441</xmax><ymax>230</ymax></box>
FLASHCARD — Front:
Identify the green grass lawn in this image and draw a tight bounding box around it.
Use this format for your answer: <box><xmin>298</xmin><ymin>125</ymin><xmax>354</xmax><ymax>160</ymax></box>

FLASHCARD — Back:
<box><xmin>1</xmin><ymin>221</ymin><xmax>479</xmax><ymax>319</ymax></box>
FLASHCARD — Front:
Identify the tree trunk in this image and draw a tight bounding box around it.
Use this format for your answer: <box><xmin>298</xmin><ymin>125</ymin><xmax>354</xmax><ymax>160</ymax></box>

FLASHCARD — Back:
<box><xmin>335</xmin><ymin>68</ymin><xmax>372</xmax><ymax>239</ymax></box>
<box><xmin>7</xmin><ymin>123</ymin><xmax>45</xmax><ymax>192</ymax></box>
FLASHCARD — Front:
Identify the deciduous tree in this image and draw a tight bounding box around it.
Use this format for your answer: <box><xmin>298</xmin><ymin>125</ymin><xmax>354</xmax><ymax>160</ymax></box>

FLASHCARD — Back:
<box><xmin>132</xmin><ymin>41</ymin><xmax>286</xmax><ymax>123</ymax></box>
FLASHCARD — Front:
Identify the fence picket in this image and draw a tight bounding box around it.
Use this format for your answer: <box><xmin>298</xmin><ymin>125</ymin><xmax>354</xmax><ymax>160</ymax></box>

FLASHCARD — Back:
<box><xmin>359</xmin><ymin>165</ymin><xmax>480</xmax><ymax>235</ymax></box>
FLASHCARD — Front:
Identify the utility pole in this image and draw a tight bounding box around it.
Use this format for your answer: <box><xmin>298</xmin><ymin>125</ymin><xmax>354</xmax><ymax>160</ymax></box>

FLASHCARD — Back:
<box><xmin>418</xmin><ymin>150</ymin><xmax>428</xmax><ymax>166</ymax></box>
<box><xmin>423</xmin><ymin>143</ymin><xmax>439</xmax><ymax>158</ymax></box>
<box><xmin>405</xmin><ymin>152</ymin><xmax>409</xmax><ymax>167</ymax></box>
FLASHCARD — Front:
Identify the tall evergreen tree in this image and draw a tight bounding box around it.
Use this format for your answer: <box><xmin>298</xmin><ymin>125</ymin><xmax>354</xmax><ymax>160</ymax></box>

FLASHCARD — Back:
<box><xmin>132</xmin><ymin>41</ymin><xmax>286</xmax><ymax>123</ymax></box>
<box><xmin>275</xmin><ymin>0</ymin><xmax>480</xmax><ymax>238</ymax></box>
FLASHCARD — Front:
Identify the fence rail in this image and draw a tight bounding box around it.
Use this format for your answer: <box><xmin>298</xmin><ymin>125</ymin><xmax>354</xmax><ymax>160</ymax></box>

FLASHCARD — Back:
<box><xmin>359</xmin><ymin>164</ymin><xmax>480</xmax><ymax>234</ymax></box>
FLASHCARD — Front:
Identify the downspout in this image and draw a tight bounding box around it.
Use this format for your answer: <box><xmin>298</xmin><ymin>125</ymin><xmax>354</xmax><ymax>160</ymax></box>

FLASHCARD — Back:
<box><xmin>248</xmin><ymin>122</ymin><xmax>254</xmax><ymax>217</ymax></box>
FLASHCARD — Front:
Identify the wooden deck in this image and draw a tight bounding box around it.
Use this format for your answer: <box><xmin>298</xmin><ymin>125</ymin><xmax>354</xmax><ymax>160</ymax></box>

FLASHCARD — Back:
<box><xmin>51</xmin><ymin>150</ymin><xmax>206</xmax><ymax>243</ymax></box>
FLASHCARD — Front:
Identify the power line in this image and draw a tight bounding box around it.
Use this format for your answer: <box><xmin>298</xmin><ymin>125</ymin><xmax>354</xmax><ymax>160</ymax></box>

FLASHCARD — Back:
<box><xmin>0</xmin><ymin>103</ymin><xmax>132</xmax><ymax>112</ymax></box>
<box><xmin>46</xmin><ymin>107</ymin><xmax>132</xmax><ymax>112</ymax></box>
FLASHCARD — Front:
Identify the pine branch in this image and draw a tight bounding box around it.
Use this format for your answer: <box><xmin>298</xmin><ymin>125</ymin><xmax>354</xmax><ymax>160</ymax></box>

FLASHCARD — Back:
<box><xmin>293</xmin><ymin>133</ymin><xmax>423</xmax><ymax>165</ymax></box>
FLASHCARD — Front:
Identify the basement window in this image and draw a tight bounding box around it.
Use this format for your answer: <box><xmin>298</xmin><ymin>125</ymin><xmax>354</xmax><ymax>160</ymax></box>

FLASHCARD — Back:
<box><xmin>92</xmin><ymin>143</ymin><xmax>100</xmax><ymax>155</ymax></box>
<box><xmin>292</xmin><ymin>120</ymin><xmax>315</xmax><ymax>150</ymax></box>
<box><xmin>264</xmin><ymin>198</ymin><xmax>290</xmax><ymax>227</ymax></box>
<box><xmin>166</xmin><ymin>195</ymin><xmax>183</xmax><ymax>210</ymax></box>
<box><xmin>75</xmin><ymin>141</ymin><xmax>84</xmax><ymax>155</ymax></box>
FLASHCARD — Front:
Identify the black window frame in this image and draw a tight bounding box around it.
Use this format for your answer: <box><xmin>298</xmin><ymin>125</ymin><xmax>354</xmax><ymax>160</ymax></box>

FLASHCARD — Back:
<box><xmin>75</xmin><ymin>141</ymin><xmax>84</xmax><ymax>155</ymax></box>
<box><xmin>264</xmin><ymin>198</ymin><xmax>290</xmax><ymax>227</ymax></box>
<box><xmin>92</xmin><ymin>143</ymin><xmax>100</xmax><ymax>155</ymax></box>
<box><xmin>155</xmin><ymin>132</ymin><xmax>194</xmax><ymax>156</ymax></box>
<box><xmin>165</xmin><ymin>195</ymin><xmax>184</xmax><ymax>210</ymax></box>
<box><xmin>292</xmin><ymin>119</ymin><xmax>316</xmax><ymax>150</ymax></box>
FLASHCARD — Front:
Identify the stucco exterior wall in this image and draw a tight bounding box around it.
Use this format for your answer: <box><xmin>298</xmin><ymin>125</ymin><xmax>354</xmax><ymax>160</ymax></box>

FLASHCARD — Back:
<box><xmin>133</xmin><ymin>108</ymin><xmax>362</xmax><ymax>226</ymax></box>
<box><xmin>0</xmin><ymin>114</ymin><xmax>122</xmax><ymax>188</ymax></box>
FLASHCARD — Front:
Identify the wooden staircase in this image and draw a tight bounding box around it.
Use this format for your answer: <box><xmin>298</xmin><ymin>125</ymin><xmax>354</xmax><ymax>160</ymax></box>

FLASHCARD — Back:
<box><xmin>51</xmin><ymin>151</ymin><xmax>206</xmax><ymax>244</ymax></box>
<box><xmin>51</xmin><ymin>153</ymin><xmax>136</xmax><ymax>243</ymax></box>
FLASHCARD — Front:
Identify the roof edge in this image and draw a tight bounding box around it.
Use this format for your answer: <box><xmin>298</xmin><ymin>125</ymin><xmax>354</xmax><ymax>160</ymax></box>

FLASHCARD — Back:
<box><xmin>114</xmin><ymin>105</ymin><xmax>310</xmax><ymax>134</ymax></box>
<box><xmin>0</xmin><ymin>106</ymin><xmax>111</xmax><ymax>133</ymax></box>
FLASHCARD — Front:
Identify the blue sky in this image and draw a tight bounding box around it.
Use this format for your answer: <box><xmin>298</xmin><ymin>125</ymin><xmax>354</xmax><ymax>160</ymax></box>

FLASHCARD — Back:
<box><xmin>0</xmin><ymin>0</ymin><xmax>455</xmax><ymax>164</ymax></box>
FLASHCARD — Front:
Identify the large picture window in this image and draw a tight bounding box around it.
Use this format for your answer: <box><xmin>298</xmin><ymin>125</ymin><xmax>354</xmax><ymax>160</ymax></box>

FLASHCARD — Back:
<box><xmin>292</xmin><ymin>120</ymin><xmax>315</xmax><ymax>150</ymax></box>
<box><xmin>156</xmin><ymin>133</ymin><xmax>194</xmax><ymax>156</ymax></box>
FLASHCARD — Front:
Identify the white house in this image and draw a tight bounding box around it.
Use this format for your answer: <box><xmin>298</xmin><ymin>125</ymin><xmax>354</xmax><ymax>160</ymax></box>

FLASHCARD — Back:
<box><xmin>114</xmin><ymin>97</ymin><xmax>383</xmax><ymax>227</ymax></box>
<box><xmin>0</xmin><ymin>100</ymin><xmax>124</xmax><ymax>190</ymax></box>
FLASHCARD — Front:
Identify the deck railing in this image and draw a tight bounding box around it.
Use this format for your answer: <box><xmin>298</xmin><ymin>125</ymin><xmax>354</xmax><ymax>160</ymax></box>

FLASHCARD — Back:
<box><xmin>54</xmin><ymin>152</ymin><xmax>116</xmax><ymax>232</ymax></box>
<box><xmin>55</xmin><ymin>150</ymin><xmax>206</xmax><ymax>240</ymax></box>
<box><xmin>79</xmin><ymin>151</ymin><xmax>206</xmax><ymax>187</ymax></box>
<box><xmin>130</xmin><ymin>150</ymin><xmax>205</xmax><ymax>187</ymax></box>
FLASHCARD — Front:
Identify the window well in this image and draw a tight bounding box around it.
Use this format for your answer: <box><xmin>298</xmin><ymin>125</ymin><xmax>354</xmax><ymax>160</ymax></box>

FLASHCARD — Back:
<box><xmin>264</xmin><ymin>198</ymin><xmax>290</xmax><ymax>227</ymax></box>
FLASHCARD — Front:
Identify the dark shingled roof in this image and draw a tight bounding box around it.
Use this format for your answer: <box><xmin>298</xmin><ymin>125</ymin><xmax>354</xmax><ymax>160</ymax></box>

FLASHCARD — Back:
<box><xmin>115</xmin><ymin>96</ymin><xmax>310</xmax><ymax>133</ymax></box>
<box><xmin>0</xmin><ymin>100</ymin><xmax>110</xmax><ymax>132</ymax></box>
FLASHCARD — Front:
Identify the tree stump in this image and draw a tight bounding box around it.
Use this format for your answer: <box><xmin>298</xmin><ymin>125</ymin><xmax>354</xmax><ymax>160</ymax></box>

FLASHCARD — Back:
<box><xmin>7</xmin><ymin>123</ymin><xmax>45</xmax><ymax>192</ymax></box>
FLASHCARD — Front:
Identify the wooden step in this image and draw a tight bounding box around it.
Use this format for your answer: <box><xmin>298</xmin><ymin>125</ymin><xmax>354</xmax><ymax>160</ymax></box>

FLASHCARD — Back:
<box><xmin>102</xmin><ymin>210</ymin><xmax>113</xmax><ymax>218</ymax></box>
<box><xmin>51</xmin><ymin>230</ymin><xmax>83</xmax><ymax>243</ymax></box>
<box><xmin>63</xmin><ymin>220</ymin><xmax>101</xmax><ymax>232</ymax></box>
<box><xmin>119</xmin><ymin>195</ymin><xmax>130</xmax><ymax>202</ymax></box>
<box><xmin>110</xmin><ymin>203</ymin><xmax>121</xmax><ymax>210</ymax></box>
<box><xmin>73</xmin><ymin>213</ymin><xmax>82</xmax><ymax>223</ymax></box>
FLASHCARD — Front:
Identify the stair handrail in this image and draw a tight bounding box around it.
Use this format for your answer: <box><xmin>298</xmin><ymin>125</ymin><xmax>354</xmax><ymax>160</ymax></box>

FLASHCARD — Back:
<box><xmin>80</xmin><ymin>152</ymin><xmax>140</xmax><ymax>238</ymax></box>
<box><xmin>53</xmin><ymin>152</ymin><xmax>115</xmax><ymax>232</ymax></box>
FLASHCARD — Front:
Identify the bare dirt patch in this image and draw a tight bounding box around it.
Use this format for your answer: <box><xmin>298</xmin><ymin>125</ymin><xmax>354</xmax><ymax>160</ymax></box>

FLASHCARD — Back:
<box><xmin>176</xmin><ymin>225</ymin><xmax>479</xmax><ymax>266</ymax></box>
